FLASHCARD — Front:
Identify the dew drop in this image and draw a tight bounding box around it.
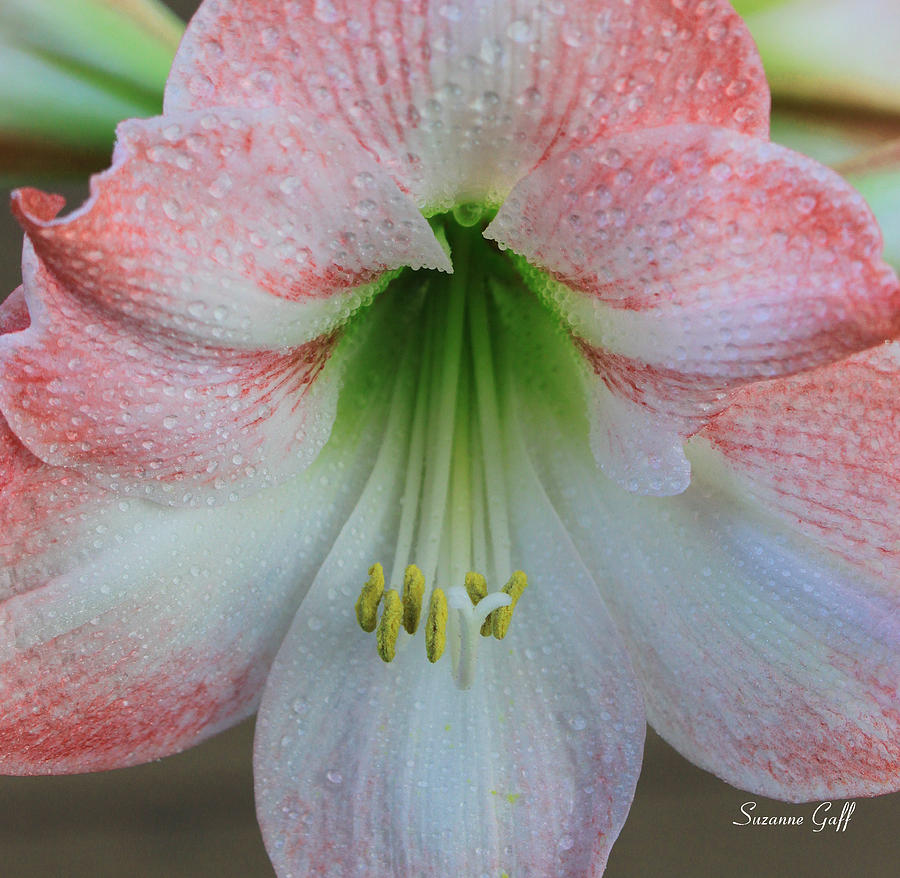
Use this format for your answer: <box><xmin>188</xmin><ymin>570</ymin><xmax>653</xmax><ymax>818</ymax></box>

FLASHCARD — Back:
<box><xmin>507</xmin><ymin>19</ymin><xmax>534</xmax><ymax>43</ymax></box>
<box><xmin>314</xmin><ymin>0</ymin><xmax>341</xmax><ymax>23</ymax></box>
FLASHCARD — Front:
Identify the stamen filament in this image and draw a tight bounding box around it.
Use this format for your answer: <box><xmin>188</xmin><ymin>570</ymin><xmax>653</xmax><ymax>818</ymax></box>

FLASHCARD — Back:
<box><xmin>389</xmin><ymin>325</ymin><xmax>433</xmax><ymax>587</ymax></box>
<box><xmin>418</xmin><ymin>229</ymin><xmax>470</xmax><ymax>585</ymax></box>
<box><xmin>449</xmin><ymin>361</ymin><xmax>473</xmax><ymax>587</ymax></box>
<box><xmin>468</xmin><ymin>277</ymin><xmax>513</xmax><ymax>583</ymax></box>
<box><xmin>468</xmin><ymin>419</ymin><xmax>490</xmax><ymax>576</ymax></box>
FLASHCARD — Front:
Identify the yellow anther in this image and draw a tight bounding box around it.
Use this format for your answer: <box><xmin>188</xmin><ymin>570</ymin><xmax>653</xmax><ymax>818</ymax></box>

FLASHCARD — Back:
<box><xmin>376</xmin><ymin>589</ymin><xmax>403</xmax><ymax>662</ymax></box>
<box><xmin>465</xmin><ymin>571</ymin><xmax>493</xmax><ymax>636</ymax></box>
<box><xmin>425</xmin><ymin>588</ymin><xmax>448</xmax><ymax>663</ymax></box>
<box><xmin>402</xmin><ymin>564</ymin><xmax>426</xmax><ymax>634</ymax></box>
<box><xmin>357</xmin><ymin>562</ymin><xmax>527</xmax><ymax>680</ymax></box>
<box><xmin>464</xmin><ymin>571</ymin><xmax>488</xmax><ymax>604</ymax></box>
<box><xmin>355</xmin><ymin>562</ymin><xmax>385</xmax><ymax>633</ymax></box>
<box><xmin>492</xmin><ymin>571</ymin><xmax>528</xmax><ymax>640</ymax></box>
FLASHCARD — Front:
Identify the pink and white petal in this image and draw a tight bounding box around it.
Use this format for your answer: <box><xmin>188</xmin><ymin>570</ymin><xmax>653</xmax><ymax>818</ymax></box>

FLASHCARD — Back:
<box><xmin>0</xmin><ymin>285</ymin><xmax>28</xmax><ymax>334</ymax></box>
<box><xmin>488</xmin><ymin>124</ymin><xmax>900</xmax><ymax>494</ymax></box>
<box><xmin>699</xmin><ymin>341</ymin><xmax>900</xmax><ymax>587</ymax></box>
<box><xmin>0</xmin><ymin>245</ymin><xmax>340</xmax><ymax>504</ymax></box>
<box><xmin>513</xmin><ymin>363</ymin><xmax>900</xmax><ymax>801</ymax></box>
<box><xmin>165</xmin><ymin>0</ymin><xmax>767</xmax><ymax>212</ymax></box>
<box><xmin>0</xmin><ymin>288</ymin><xmax>115</xmax><ymax>598</ymax></box>
<box><xmin>12</xmin><ymin>108</ymin><xmax>449</xmax><ymax>351</ymax></box>
<box><xmin>0</xmin><ymin>356</ymin><xmax>392</xmax><ymax>775</ymax></box>
<box><xmin>0</xmin><ymin>412</ymin><xmax>111</xmax><ymax>602</ymax></box>
<box><xmin>254</xmin><ymin>402</ymin><xmax>644</xmax><ymax>877</ymax></box>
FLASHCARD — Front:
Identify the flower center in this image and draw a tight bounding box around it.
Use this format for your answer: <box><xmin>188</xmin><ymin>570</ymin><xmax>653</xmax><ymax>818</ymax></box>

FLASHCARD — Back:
<box><xmin>329</xmin><ymin>212</ymin><xmax>583</xmax><ymax>688</ymax></box>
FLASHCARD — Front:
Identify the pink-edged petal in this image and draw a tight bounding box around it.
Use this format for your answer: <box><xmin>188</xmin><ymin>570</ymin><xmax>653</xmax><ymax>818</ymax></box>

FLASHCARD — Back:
<box><xmin>487</xmin><ymin>124</ymin><xmax>900</xmax><ymax>494</ymax></box>
<box><xmin>0</xmin><ymin>348</ymin><xmax>392</xmax><ymax>774</ymax></box>
<box><xmin>511</xmin><ymin>353</ymin><xmax>900</xmax><ymax>802</ymax></box>
<box><xmin>12</xmin><ymin>108</ymin><xmax>449</xmax><ymax>351</ymax></box>
<box><xmin>165</xmin><ymin>0</ymin><xmax>767</xmax><ymax>212</ymax></box>
<box><xmin>0</xmin><ymin>290</ymin><xmax>114</xmax><ymax>598</ymax></box>
<box><xmin>0</xmin><ymin>244</ymin><xmax>339</xmax><ymax>504</ymax></box>
<box><xmin>699</xmin><ymin>341</ymin><xmax>900</xmax><ymax>586</ymax></box>
<box><xmin>0</xmin><ymin>467</ymin><xmax>297</xmax><ymax>774</ymax></box>
<box><xmin>253</xmin><ymin>399</ymin><xmax>644</xmax><ymax>877</ymax></box>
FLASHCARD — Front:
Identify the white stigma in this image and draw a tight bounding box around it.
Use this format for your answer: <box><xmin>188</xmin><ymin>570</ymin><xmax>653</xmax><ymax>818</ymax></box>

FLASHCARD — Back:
<box><xmin>446</xmin><ymin>586</ymin><xmax>512</xmax><ymax>690</ymax></box>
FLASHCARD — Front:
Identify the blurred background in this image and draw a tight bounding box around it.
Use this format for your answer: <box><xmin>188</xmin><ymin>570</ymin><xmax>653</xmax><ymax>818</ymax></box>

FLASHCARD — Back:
<box><xmin>1</xmin><ymin>0</ymin><xmax>899</xmax><ymax>875</ymax></box>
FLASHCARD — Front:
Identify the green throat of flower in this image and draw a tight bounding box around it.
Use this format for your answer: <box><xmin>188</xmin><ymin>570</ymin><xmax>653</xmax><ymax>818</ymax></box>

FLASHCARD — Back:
<box><xmin>327</xmin><ymin>210</ymin><xmax>587</xmax><ymax>689</ymax></box>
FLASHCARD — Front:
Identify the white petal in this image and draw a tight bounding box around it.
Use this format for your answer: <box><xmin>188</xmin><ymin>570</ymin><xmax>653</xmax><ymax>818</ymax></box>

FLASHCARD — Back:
<box><xmin>512</xmin><ymin>358</ymin><xmax>900</xmax><ymax>801</ymax></box>
<box><xmin>0</xmin><ymin>341</ymin><xmax>394</xmax><ymax>773</ymax></box>
<box><xmin>254</xmin><ymin>404</ymin><xmax>644</xmax><ymax>877</ymax></box>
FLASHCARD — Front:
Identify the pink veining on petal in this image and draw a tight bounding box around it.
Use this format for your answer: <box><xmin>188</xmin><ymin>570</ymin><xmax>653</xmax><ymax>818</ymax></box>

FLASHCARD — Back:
<box><xmin>165</xmin><ymin>0</ymin><xmax>768</xmax><ymax>208</ymax></box>
<box><xmin>12</xmin><ymin>108</ymin><xmax>447</xmax><ymax>351</ymax></box>
<box><xmin>520</xmin><ymin>390</ymin><xmax>900</xmax><ymax>801</ymax></box>
<box><xmin>487</xmin><ymin>124</ymin><xmax>900</xmax><ymax>491</ymax></box>
<box><xmin>0</xmin><ymin>414</ymin><xmax>106</xmax><ymax>584</ymax></box>
<box><xmin>0</xmin><ymin>290</ymin><xmax>113</xmax><ymax>588</ymax></box>
<box><xmin>0</xmin><ymin>293</ymin><xmax>287</xmax><ymax>774</ymax></box>
<box><xmin>700</xmin><ymin>342</ymin><xmax>900</xmax><ymax>584</ymax></box>
<box><xmin>0</xmin><ymin>246</ymin><xmax>340</xmax><ymax>505</ymax></box>
<box><xmin>0</xmin><ymin>638</ymin><xmax>266</xmax><ymax>774</ymax></box>
<box><xmin>733</xmin><ymin>706</ymin><xmax>900</xmax><ymax>797</ymax></box>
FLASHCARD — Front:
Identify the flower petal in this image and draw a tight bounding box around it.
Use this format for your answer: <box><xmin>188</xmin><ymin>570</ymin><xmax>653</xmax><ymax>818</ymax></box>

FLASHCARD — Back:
<box><xmin>0</xmin><ymin>322</ymin><xmax>396</xmax><ymax>774</ymax></box>
<box><xmin>253</xmin><ymin>372</ymin><xmax>644</xmax><ymax>877</ymax></box>
<box><xmin>0</xmin><ymin>244</ymin><xmax>339</xmax><ymax>504</ymax></box>
<box><xmin>487</xmin><ymin>124</ymin><xmax>900</xmax><ymax>495</ymax></box>
<box><xmin>510</xmin><ymin>337</ymin><xmax>900</xmax><ymax>801</ymax></box>
<box><xmin>165</xmin><ymin>0</ymin><xmax>767</xmax><ymax>212</ymax></box>
<box><xmin>12</xmin><ymin>108</ymin><xmax>449</xmax><ymax>351</ymax></box>
<box><xmin>0</xmin><ymin>289</ymin><xmax>114</xmax><ymax>596</ymax></box>
<box><xmin>1</xmin><ymin>106</ymin><xmax>450</xmax><ymax>502</ymax></box>
<box><xmin>699</xmin><ymin>341</ymin><xmax>900</xmax><ymax>586</ymax></box>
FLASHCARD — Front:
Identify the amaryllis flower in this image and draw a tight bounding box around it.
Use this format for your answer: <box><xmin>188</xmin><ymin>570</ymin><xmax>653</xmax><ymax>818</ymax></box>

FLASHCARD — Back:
<box><xmin>2</xmin><ymin>1</ymin><xmax>900</xmax><ymax>875</ymax></box>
